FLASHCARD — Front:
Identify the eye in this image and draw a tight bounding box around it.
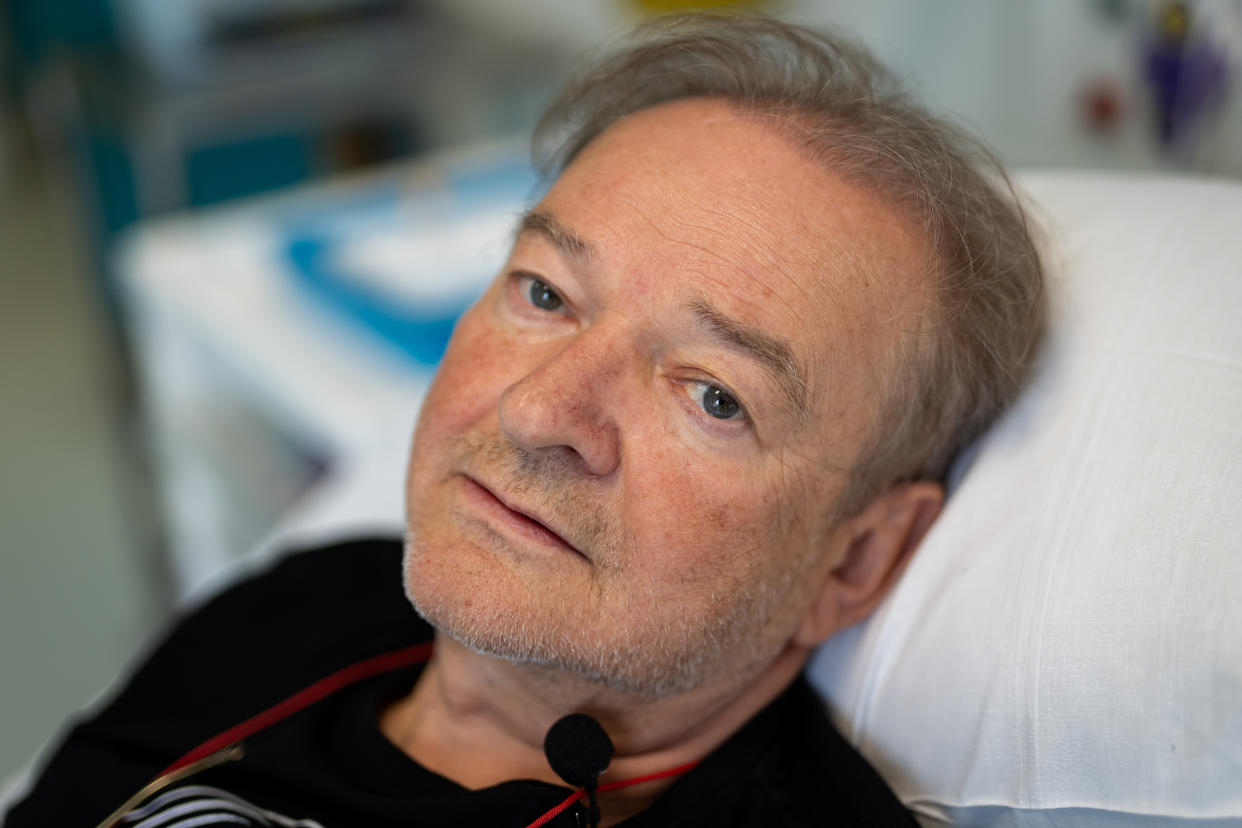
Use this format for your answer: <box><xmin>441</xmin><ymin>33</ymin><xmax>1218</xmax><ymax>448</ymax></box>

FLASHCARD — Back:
<box><xmin>686</xmin><ymin>381</ymin><xmax>746</xmax><ymax>421</ymax></box>
<box><xmin>524</xmin><ymin>276</ymin><xmax>563</xmax><ymax>312</ymax></box>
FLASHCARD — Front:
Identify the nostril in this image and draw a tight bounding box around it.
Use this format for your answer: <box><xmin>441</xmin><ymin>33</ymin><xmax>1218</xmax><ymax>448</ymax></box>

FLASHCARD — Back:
<box><xmin>498</xmin><ymin>379</ymin><xmax>621</xmax><ymax>478</ymax></box>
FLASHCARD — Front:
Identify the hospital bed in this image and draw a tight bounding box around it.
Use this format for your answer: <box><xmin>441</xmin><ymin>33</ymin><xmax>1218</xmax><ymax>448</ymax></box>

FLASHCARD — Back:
<box><xmin>4</xmin><ymin>166</ymin><xmax>1240</xmax><ymax>826</ymax></box>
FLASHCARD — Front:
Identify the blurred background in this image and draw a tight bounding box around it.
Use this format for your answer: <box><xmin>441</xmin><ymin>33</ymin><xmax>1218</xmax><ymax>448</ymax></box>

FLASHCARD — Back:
<box><xmin>1</xmin><ymin>0</ymin><xmax>1239</xmax><ymax>787</ymax></box>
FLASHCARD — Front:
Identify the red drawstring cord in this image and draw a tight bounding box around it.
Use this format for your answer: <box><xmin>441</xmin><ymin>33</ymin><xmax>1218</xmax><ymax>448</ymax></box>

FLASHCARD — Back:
<box><xmin>525</xmin><ymin>791</ymin><xmax>583</xmax><ymax>828</ymax></box>
<box><xmin>162</xmin><ymin>642</ymin><xmax>433</xmax><ymax>775</ymax></box>
<box><xmin>597</xmin><ymin>760</ymin><xmax>700</xmax><ymax>793</ymax></box>
<box><xmin>523</xmin><ymin>760</ymin><xmax>701</xmax><ymax>828</ymax></box>
<box><xmin>153</xmin><ymin>641</ymin><xmax>699</xmax><ymax>828</ymax></box>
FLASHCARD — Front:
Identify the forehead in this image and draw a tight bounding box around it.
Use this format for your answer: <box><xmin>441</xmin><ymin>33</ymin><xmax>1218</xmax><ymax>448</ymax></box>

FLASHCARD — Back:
<box><xmin>544</xmin><ymin>99</ymin><xmax>926</xmax><ymax>333</ymax></box>
<box><xmin>535</xmin><ymin>98</ymin><xmax>927</xmax><ymax>443</ymax></box>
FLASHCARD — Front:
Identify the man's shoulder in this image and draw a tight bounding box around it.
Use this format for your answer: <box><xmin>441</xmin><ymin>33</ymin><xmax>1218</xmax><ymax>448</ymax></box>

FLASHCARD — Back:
<box><xmin>756</xmin><ymin>678</ymin><xmax>917</xmax><ymax>826</ymax></box>
<box><xmin>4</xmin><ymin>537</ymin><xmax>427</xmax><ymax>827</ymax></box>
<box><xmin>207</xmin><ymin>535</ymin><xmax>408</xmax><ymax>613</ymax></box>
<box><xmin>99</xmin><ymin>536</ymin><xmax>424</xmax><ymax>727</ymax></box>
<box><xmin>196</xmin><ymin>537</ymin><xmax>412</xmax><ymax>631</ymax></box>
<box><xmin>161</xmin><ymin>536</ymin><xmax>422</xmax><ymax>681</ymax></box>
<box><xmin>639</xmin><ymin>677</ymin><xmax>916</xmax><ymax>827</ymax></box>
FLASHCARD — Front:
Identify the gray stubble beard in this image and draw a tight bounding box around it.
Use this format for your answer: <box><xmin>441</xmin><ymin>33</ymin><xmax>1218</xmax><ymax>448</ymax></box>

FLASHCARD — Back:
<box><xmin>400</xmin><ymin>433</ymin><xmax>791</xmax><ymax>700</ymax></box>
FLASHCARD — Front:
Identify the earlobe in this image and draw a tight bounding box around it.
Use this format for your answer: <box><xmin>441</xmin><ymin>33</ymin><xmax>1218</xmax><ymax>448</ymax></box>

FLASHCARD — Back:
<box><xmin>792</xmin><ymin>481</ymin><xmax>944</xmax><ymax>648</ymax></box>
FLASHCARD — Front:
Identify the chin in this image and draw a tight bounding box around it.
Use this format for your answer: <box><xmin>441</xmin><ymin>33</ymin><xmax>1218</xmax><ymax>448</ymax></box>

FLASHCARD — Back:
<box><xmin>401</xmin><ymin>528</ymin><xmax>783</xmax><ymax>700</ymax></box>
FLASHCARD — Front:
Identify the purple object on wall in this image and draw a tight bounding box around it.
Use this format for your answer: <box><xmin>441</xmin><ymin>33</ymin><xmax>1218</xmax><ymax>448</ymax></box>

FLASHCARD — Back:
<box><xmin>1144</xmin><ymin>2</ymin><xmax>1229</xmax><ymax>147</ymax></box>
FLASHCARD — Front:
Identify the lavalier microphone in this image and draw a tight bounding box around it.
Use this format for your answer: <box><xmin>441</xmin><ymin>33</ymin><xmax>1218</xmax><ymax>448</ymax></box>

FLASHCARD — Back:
<box><xmin>543</xmin><ymin>713</ymin><xmax>614</xmax><ymax>827</ymax></box>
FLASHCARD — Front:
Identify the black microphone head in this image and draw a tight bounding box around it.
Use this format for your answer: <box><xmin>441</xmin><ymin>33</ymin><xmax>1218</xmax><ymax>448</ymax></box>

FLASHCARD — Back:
<box><xmin>543</xmin><ymin>713</ymin><xmax>614</xmax><ymax>790</ymax></box>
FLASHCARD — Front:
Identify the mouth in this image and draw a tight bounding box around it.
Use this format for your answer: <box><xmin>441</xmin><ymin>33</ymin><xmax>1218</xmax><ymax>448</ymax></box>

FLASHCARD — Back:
<box><xmin>461</xmin><ymin>476</ymin><xmax>585</xmax><ymax>559</ymax></box>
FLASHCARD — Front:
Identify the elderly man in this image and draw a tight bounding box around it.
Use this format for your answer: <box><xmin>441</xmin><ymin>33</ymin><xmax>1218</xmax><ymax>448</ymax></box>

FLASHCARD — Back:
<box><xmin>7</xmin><ymin>13</ymin><xmax>1043</xmax><ymax>828</ymax></box>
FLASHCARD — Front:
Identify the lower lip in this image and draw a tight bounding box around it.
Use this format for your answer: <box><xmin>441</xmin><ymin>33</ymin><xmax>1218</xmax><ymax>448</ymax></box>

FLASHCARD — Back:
<box><xmin>461</xmin><ymin>477</ymin><xmax>580</xmax><ymax>556</ymax></box>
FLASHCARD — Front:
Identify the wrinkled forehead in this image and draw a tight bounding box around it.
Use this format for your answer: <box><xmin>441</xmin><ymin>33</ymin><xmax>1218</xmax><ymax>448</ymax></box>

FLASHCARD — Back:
<box><xmin>540</xmin><ymin>99</ymin><xmax>931</xmax><ymax>421</ymax></box>
<box><xmin>554</xmin><ymin>100</ymin><xmax>926</xmax><ymax>300</ymax></box>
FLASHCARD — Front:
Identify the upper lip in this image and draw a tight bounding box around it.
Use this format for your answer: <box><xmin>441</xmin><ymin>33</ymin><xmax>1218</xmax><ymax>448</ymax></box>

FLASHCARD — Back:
<box><xmin>469</xmin><ymin>475</ymin><xmax>583</xmax><ymax>556</ymax></box>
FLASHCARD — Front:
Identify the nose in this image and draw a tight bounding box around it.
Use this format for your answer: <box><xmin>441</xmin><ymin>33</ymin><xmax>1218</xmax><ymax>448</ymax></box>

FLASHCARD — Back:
<box><xmin>498</xmin><ymin>327</ymin><xmax>624</xmax><ymax>477</ymax></box>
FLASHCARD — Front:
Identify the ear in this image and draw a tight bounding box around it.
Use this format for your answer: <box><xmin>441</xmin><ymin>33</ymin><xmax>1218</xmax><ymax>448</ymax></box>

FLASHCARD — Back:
<box><xmin>793</xmin><ymin>480</ymin><xmax>944</xmax><ymax>648</ymax></box>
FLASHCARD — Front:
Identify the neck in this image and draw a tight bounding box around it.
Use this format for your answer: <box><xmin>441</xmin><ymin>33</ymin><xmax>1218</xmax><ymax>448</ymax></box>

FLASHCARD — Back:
<box><xmin>379</xmin><ymin>632</ymin><xmax>809</xmax><ymax>826</ymax></box>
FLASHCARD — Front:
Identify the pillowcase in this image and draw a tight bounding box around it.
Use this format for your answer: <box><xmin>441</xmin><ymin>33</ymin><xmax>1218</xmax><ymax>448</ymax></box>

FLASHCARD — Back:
<box><xmin>808</xmin><ymin>171</ymin><xmax>1242</xmax><ymax>826</ymax></box>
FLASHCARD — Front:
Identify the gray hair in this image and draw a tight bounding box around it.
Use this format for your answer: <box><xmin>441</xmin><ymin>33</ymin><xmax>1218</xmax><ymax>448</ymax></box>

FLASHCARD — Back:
<box><xmin>533</xmin><ymin>12</ymin><xmax>1046</xmax><ymax>516</ymax></box>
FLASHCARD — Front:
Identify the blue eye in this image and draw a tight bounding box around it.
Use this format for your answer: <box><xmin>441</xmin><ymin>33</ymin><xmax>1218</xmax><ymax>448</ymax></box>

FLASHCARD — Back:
<box><xmin>688</xmin><ymin>381</ymin><xmax>745</xmax><ymax>420</ymax></box>
<box><xmin>527</xmin><ymin>278</ymin><xmax>562</xmax><ymax>311</ymax></box>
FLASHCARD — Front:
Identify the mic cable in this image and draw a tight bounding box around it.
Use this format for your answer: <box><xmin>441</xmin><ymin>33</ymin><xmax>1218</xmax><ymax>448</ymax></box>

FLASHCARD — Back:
<box><xmin>533</xmin><ymin>713</ymin><xmax>699</xmax><ymax>828</ymax></box>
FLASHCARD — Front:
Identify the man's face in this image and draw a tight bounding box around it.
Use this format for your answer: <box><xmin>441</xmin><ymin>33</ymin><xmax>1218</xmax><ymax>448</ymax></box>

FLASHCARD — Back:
<box><xmin>404</xmin><ymin>98</ymin><xmax>925</xmax><ymax>697</ymax></box>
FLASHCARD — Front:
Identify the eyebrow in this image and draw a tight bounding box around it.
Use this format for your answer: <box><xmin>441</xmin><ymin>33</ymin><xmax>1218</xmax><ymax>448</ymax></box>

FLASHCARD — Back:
<box><xmin>515</xmin><ymin>209</ymin><xmax>809</xmax><ymax>421</ymax></box>
<box><xmin>689</xmin><ymin>300</ymin><xmax>809</xmax><ymax>421</ymax></box>
<box><xmin>516</xmin><ymin>209</ymin><xmax>594</xmax><ymax>265</ymax></box>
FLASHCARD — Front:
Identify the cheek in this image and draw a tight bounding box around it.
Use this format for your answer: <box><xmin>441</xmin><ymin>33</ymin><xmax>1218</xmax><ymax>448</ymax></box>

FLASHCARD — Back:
<box><xmin>420</xmin><ymin>308</ymin><xmax>518</xmax><ymax>433</ymax></box>
<box><xmin>625</xmin><ymin>451</ymin><xmax>790</xmax><ymax>585</ymax></box>
<box><xmin>407</xmin><ymin>309</ymin><xmax>519</xmax><ymax>498</ymax></box>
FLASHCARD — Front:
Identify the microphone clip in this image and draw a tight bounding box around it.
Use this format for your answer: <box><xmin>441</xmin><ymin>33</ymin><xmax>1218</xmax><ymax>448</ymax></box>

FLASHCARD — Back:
<box><xmin>544</xmin><ymin>713</ymin><xmax>614</xmax><ymax>828</ymax></box>
<box><xmin>576</xmin><ymin>793</ymin><xmax>602</xmax><ymax>828</ymax></box>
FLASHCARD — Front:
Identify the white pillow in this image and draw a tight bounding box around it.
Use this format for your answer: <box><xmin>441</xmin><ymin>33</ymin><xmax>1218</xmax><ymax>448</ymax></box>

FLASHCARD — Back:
<box><xmin>808</xmin><ymin>171</ymin><xmax>1242</xmax><ymax>826</ymax></box>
